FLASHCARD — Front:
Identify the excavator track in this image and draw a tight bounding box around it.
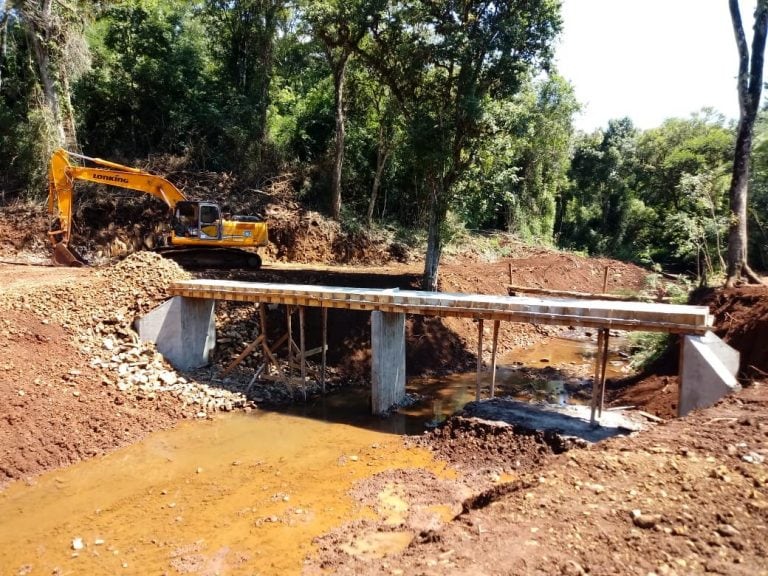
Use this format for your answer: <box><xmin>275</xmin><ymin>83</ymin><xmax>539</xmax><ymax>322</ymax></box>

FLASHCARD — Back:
<box><xmin>155</xmin><ymin>247</ymin><xmax>263</xmax><ymax>270</ymax></box>
<box><xmin>50</xmin><ymin>244</ymin><xmax>262</xmax><ymax>270</ymax></box>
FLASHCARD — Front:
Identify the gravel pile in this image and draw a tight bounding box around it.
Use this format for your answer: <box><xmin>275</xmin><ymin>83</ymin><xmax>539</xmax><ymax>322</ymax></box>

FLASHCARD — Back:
<box><xmin>1</xmin><ymin>252</ymin><xmax>251</xmax><ymax>417</ymax></box>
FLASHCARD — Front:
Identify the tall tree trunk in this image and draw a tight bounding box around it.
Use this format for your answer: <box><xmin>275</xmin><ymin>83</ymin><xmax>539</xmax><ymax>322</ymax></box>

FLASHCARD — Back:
<box><xmin>22</xmin><ymin>0</ymin><xmax>79</xmax><ymax>148</ymax></box>
<box><xmin>24</xmin><ymin>2</ymin><xmax>66</xmax><ymax>145</ymax></box>
<box><xmin>726</xmin><ymin>0</ymin><xmax>768</xmax><ymax>286</ymax></box>
<box><xmin>423</xmin><ymin>179</ymin><xmax>447</xmax><ymax>291</ymax></box>
<box><xmin>367</xmin><ymin>122</ymin><xmax>391</xmax><ymax>226</ymax></box>
<box><xmin>251</xmin><ymin>1</ymin><xmax>280</xmax><ymax>157</ymax></box>
<box><xmin>330</xmin><ymin>51</ymin><xmax>350</xmax><ymax>220</ymax></box>
<box><xmin>59</xmin><ymin>64</ymin><xmax>78</xmax><ymax>148</ymax></box>
<box><xmin>0</xmin><ymin>3</ymin><xmax>8</xmax><ymax>91</ymax></box>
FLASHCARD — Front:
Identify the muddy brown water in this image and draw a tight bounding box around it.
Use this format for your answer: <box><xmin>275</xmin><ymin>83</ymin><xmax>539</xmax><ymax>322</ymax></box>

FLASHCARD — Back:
<box><xmin>0</xmin><ymin>413</ymin><xmax>448</xmax><ymax>575</ymax></box>
<box><xmin>0</xmin><ymin>334</ymin><xmax>631</xmax><ymax>575</ymax></box>
<box><xmin>290</xmin><ymin>333</ymin><xmax>631</xmax><ymax>434</ymax></box>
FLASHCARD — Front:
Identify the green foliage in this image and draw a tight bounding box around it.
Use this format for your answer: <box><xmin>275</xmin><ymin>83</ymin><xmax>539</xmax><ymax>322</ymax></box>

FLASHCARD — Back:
<box><xmin>360</xmin><ymin>0</ymin><xmax>562</xmax><ymax>287</ymax></box>
<box><xmin>202</xmin><ymin>0</ymin><xmax>286</xmax><ymax>174</ymax></box>
<box><xmin>559</xmin><ymin>118</ymin><xmax>638</xmax><ymax>255</ymax></box>
<box><xmin>748</xmin><ymin>111</ymin><xmax>768</xmax><ymax>269</ymax></box>
<box><xmin>75</xmin><ymin>0</ymin><xmax>213</xmax><ymax>160</ymax></box>
<box><xmin>455</xmin><ymin>74</ymin><xmax>577</xmax><ymax>243</ymax></box>
<box><xmin>2</xmin><ymin>0</ymin><xmax>760</xmax><ymax>284</ymax></box>
<box><xmin>558</xmin><ymin>111</ymin><xmax>735</xmax><ymax>276</ymax></box>
<box><xmin>0</xmin><ymin>11</ymin><xmax>39</xmax><ymax>197</ymax></box>
<box><xmin>0</xmin><ymin>3</ymin><xmax>87</xmax><ymax>198</ymax></box>
<box><xmin>628</xmin><ymin>331</ymin><xmax>672</xmax><ymax>371</ymax></box>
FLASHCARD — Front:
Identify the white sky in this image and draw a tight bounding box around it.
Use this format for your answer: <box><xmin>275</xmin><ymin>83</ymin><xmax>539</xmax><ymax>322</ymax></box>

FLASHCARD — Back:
<box><xmin>556</xmin><ymin>0</ymin><xmax>761</xmax><ymax>132</ymax></box>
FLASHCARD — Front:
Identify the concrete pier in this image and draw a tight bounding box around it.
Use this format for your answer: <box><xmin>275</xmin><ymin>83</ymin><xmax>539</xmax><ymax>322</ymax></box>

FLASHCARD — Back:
<box><xmin>370</xmin><ymin>311</ymin><xmax>406</xmax><ymax>414</ymax></box>
<box><xmin>135</xmin><ymin>296</ymin><xmax>216</xmax><ymax>370</ymax></box>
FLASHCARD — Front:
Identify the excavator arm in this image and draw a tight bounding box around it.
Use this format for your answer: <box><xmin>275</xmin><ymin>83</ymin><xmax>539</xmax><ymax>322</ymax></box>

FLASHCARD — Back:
<box><xmin>47</xmin><ymin>148</ymin><xmax>187</xmax><ymax>265</ymax></box>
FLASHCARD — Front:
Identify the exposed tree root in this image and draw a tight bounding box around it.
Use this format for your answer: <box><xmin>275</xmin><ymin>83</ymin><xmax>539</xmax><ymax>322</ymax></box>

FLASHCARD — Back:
<box><xmin>726</xmin><ymin>261</ymin><xmax>767</xmax><ymax>287</ymax></box>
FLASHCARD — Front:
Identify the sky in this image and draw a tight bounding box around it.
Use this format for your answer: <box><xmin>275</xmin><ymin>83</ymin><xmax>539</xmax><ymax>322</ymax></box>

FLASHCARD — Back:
<box><xmin>555</xmin><ymin>0</ymin><xmax>761</xmax><ymax>132</ymax></box>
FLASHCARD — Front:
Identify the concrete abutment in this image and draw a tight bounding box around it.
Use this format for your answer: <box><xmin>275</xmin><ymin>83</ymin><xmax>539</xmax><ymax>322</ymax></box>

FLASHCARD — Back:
<box><xmin>679</xmin><ymin>331</ymin><xmax>740</xmax><ymax>417</ymax></box>
<box><xmin>135</xmin><ymin>296</ymin><xmax>216</xmax><ymax>371</ymax></box>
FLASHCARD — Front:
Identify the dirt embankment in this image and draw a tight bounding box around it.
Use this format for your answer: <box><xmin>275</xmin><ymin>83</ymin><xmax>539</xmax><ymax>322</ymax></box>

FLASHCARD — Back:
<box><xmin>310</xmin><ymin>384</ymin><xmax>768</xmax><ymax>576</ymax></box>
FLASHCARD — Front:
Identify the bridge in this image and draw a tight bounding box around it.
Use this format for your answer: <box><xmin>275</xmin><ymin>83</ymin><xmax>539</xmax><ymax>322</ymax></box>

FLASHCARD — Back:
<box><xmin>135</xmin><ymin>279</ymin><xmax>735</xmax><ymax>424</ymax></box>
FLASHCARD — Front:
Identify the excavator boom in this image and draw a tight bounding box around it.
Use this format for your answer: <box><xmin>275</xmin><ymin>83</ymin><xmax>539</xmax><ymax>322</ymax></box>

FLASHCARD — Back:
<box><xmin>48</xmin><ymin>149</ymin><xmax>186</xmax><ymax>254</ymax></box>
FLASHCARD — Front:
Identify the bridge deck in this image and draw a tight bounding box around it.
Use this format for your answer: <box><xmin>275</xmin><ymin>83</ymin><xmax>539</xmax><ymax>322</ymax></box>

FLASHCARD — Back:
<box><xmin>169</xmin><ymin>280</ymin><xmax>713</xmax><ymax>334</ymax></box>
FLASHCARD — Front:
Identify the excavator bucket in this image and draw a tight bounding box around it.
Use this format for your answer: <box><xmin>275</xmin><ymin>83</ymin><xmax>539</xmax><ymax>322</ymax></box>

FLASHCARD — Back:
<box><xmin>52</xmin><ymin>242</ymin><xmax>86</xmax><ymax>267</ymax></box>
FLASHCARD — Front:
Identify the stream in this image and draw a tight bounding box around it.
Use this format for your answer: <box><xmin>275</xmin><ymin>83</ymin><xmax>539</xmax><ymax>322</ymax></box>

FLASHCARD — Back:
<box><xmin>0</xmin><ymin>332</ymin><xmax>633</xmax><ymax>575</ymax></box>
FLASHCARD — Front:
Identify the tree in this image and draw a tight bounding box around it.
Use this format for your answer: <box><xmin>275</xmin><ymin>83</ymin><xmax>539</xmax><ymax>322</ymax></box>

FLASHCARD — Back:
<box><xmin>361</xmin><ymin>0</ymin><xmax>561</xmax><ymax>290</ymax></box>
<box><xmin>75</xmin><ymin>0</ymin><xmax>212</xmax><ymax>160</ymax></box>
<box><xmin>363</xmin><ymin>85</ymin><xmax>400</xmax><ymax>226</ymax></box>
<box><xmin>13</xmin><ymin>0</ymin><xmax>89</xmax><ymax>149</ymax></box>
<box><xmin>455</xmin><ymin>73</ymin><xmax>578</xmax><ymax>241</ymax></box>
<box><xmin>1</xmin><ymin>1</ymin><xmax>9</xmax><ymax>91</ymax></box>
<box><xmin>302</xmin><ymin>0</ymin><xmax>380</xmax><ymax>220</ymax></box>
<box><xmin>726</xmin><ymin>0</ymin><xmax>768</xmax><ymax>286</ymax></box>
<box><xmin>632</xmin><ymin>112</ymin><xmax>733</xmax><ymax>273</ymax></box>
<box><xmin>749</xmin><ymin>111</ymin><xmax>768</xmax><ymax>269</ymax></box>
<box><xmin>560</xmin><ymin>118</ymin><xmax>638</xmax><ymax>256</ymax></box>
<box><xmin>0</xmin><ymin>1</ymin><xmax>89</xmax><ymax>197</ymax></box>
<box><xmin>204</xmin><ymin>0</ymin><xmax>285</xmax><ymax>172</ymax></box>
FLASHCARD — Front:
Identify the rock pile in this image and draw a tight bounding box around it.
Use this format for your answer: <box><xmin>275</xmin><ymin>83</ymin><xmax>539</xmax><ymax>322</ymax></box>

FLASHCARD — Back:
<box><xmin>1</xmin><ymin>252</ymin><xmax>251</xmax><ymax>417</ymax></box>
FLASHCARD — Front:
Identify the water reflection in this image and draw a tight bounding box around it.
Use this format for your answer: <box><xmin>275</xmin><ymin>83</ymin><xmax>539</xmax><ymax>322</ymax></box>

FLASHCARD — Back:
<box><xmin>280</xmin><ymin>332</ymin><xmax>632</xmax><ymax>435</ymax></box>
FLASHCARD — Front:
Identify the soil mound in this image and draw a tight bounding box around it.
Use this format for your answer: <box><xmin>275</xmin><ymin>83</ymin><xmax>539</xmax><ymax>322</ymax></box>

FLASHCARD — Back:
<box><xmin>0</xmin><ymin>253</ymin><xmax>250</xmax><ymax>487</ymax></box>
<box><xmin>702</xmin><ymin>285</ymin><xmax>768</xmax><ymax>379</ymax></box>
<box><xmin>610</xmin><ymin>284</ymin><xmax>768</xmax><ymax>419</ymax></box>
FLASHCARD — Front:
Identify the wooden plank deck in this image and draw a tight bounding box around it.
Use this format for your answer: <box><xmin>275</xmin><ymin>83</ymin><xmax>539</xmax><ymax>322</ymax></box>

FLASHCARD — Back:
<box><xmin>169</xmin><ymin>280</ymin><xmax>713</xmax><ymax>334</ymax></box>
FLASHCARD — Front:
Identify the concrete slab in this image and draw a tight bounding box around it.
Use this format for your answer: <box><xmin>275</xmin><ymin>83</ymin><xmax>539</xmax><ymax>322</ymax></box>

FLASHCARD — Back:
<box><xmin>135</xmin><ymin>296</ymin><xmax>216</xmax><ymax>371</ymax></box>
<box><xmin>169</xmin><ymin>279</ymin><xmax>713</xmax><ymax>333</ymax></box>
<box><xmin>462</xmin><ymin>398</ymin><xmax>647</xmax><ymax>444</ymax></box>
<box><xmin>371</xmin><ymin>311</ymin><xmax>406</xmax><ymax>415</ymax></box>
<box><xmin>679</xmin><ymin>331</ymin><xmax>740</xmax><ymax>417</ymax></box>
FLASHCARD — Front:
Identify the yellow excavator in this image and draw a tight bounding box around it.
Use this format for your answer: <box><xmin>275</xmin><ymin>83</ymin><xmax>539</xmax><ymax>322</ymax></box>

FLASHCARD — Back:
<box><xmin>47</xmin><ymin>148</ymin><xmax>268</xmax><ymax>268</ymax></box>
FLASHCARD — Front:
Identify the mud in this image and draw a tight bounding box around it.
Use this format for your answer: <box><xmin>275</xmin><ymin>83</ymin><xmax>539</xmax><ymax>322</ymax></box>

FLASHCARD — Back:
<box><xmin>0</xmin><ymin>413</ymin><xmax>447</xmax><ymax>575</ymax></box>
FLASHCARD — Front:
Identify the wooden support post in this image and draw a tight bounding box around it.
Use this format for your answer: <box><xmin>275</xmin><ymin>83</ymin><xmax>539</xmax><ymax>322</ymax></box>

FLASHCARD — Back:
<box><xmin>598</xmin><ymin>328</ymin><xmax>610</xmax><ymax>418</ymax></box>
<box><xmin>257</xmin><ymin>303</ymin><xmax>287</xmax><ymax>383</ymax></box>
<box><xmin>508</xmin><ymin>262</ymin><xmax>513</xmax><ymax>285</ymax></box>
<box><xmin>603</xmin><ymin>266</ymin><xmax>610</xmax><ymax>293</ymax></box>
<box><xmin>677</xmin><ymin>335</ymin><xmax>685</xmax><ymax>415</ymax></box>
<box><xmin>590</xmin><ymin>328</ymin><xmax>611</xmax><ymax>425</ymax></box>
<box><xmin>590</xmin><ymin>329</ymin><xmax>604</xmax><ymax>426</ymax></box>
<box><xmin>261</xmin><ymin>333</ymin><xmax>288</xmax><ymax>367</ymax></box>
<box><xmin>259</xmin><ymin>304</ymin><xmax>268</xmax><ymax>356</ymax></box>
<box><xmin>299</xmin><ymin>306</ymin><xmax>307</xmax><ymax>400</ymax></box>
<box><xmin>286</xmin><ymin>306</ymin><xmax>294</xmax><ymax>393</ymax></box>
<box><xmin>221</xmin><ymin>334</ymin><xmax>264</xmax><ymax>377</ymax></box>
<box><xmin>490</xmin><ymin>320</ymin><xmax>500</xmax><ymax>398</ymax></box>
<box><xmin>321</xmin><ymin>307</ymin><xmax>328</xmax><ymax>394</ymax></box>
<box><xmin>476</xmin><ymin>318</ymin><xmax>484</xmax><ymax>401</ymax></box>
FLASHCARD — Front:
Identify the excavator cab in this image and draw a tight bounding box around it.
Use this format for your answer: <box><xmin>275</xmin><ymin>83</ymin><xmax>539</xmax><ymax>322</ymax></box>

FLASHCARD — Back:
<box><xmin>172</xmin><ymin>201</ymin><xmax>221</xmax><ymax>240</ymax></box>
<box><xmin>199</xmin><ymin>203</ymin><xmax>222</xmax><ymax>239</ymax></box>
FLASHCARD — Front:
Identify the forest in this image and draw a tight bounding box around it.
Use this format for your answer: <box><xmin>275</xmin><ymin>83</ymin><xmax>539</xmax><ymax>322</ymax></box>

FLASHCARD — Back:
<box><xmin>1</xmin><ymin>0</ymin><xmax>767</xmax><ymax>288</ymax></box>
